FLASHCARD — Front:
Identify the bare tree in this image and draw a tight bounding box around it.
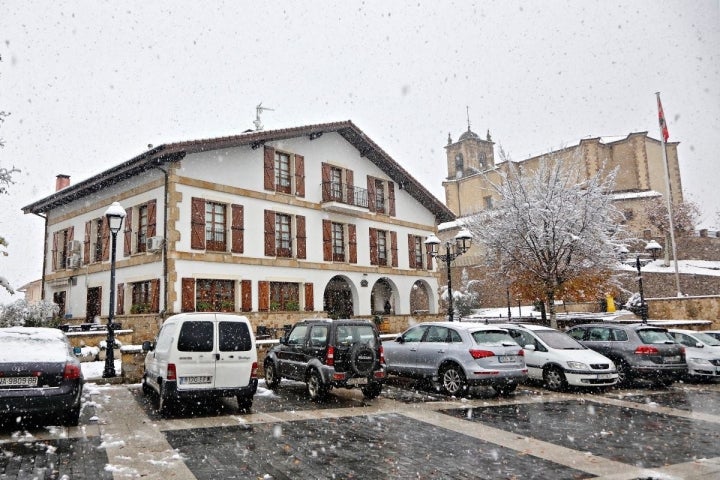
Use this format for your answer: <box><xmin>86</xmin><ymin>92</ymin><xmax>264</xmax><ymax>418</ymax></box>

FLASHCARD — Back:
<box><xmin>466</xmin><ymin>154</ymin><xmax>626</xmax><ymax>328</ymax></box>
<box><xmin>644</xmin><ymin>198</ymin><xmax>700</xmax><ymax>237</ymax></box>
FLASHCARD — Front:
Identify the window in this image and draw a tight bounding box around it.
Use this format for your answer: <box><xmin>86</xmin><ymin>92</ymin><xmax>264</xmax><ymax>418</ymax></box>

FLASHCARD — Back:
<box><xmin>191</xmin><ymin>198</ymin><xmax>244</xmax><ymax>253</ymax></box>
<box><xmin>377</xmin><ymin>230</ymin><xmax>387</xmax><ymax>266</ymax></box>
<box><xmin>287</xmin><ymin>324</ymin><xmax>309</xmax><ymax>346</ymax></box>
<box><xmin>219</xmin><ymin>321</ymin><xmax>252</xmax><ymax>352</ymax></box>
<box><xmin>122</xmin><ymin>200</ymin><xmax>157</xmax><ymax>256</ymax></box>
<box><xmin>370</xmin><ymin>228</ymin><xmax>397</xmax><ymax>267</ymax></box>
<box><xmin>367</xmin><ymin>176</ymin><xmax>395</xmax><ymax>215</ymax></box>
<box><xmin>177</xmin><ymin>321</ymin><xmax>214</xmax><ymax>352</ymax></box>
<box><xmin>137</xmin><ymin>204</ymin><xmax>148</xmax><ymax>253</ymax></box>
<box><xmin>321</xmin><ymin>163</ymin><xmax>355</xmax><ymax>205</ymax></box>
<box><xmin>205</xmin><ymin>201</ymin><xmax>226</xmax><ymax>251</ymax></box>
<box><xmin>52</xmin><ymin>227</ymin><xmax>73</xmax><ymax>271</ymax></box>
<box><xmin>83</xmin><ymin>217</ymin><xmax>105</xmax><ymax>264</ymax></box>
<box><xmin>323</xmin><ymin>220</ymin><xmax>357</xmax><ymax>263</ymax></box>
<box><xmin>332</xmin><ymin>222</ymin><xmax>345</xmax><ymax>261</ymax></box>
<box><xmin>330</xmin><ymin>167</ymin><xmax>343</xmax><ymax>200</ymax></box>
<box><xmin>401</xmin><ymin>325</ymin><xmax>428</xmax><ymax>343</ymax></box>
<box><xmin>264</xmin><ymin>210</ymin><xmax>306</xmax><ymax>259</ymax></box>
<box><xmin>374</xmin><ymin>179</ymin><xmax>385</xmax><ymax>212</ymax></box>
<box><xmin>483</xmin><ymin>196</ymin><xmax>494</xmax><ymax>209</ymax></box>
<box><xmin>264</xmin><ymin>146</ymin><xmax>305</xmax><ymax>197</ymax></box>
<box><xmin>408</xmin><ymin>235</ymin><xmax>425</xmax><ymax>269</ymax></box>
<box><xmin>132</xmin><ymin>281</ymin><xmax>151</xmax><ymax>313</ymax></box>
<box><xmin>92</xmin><ymin>219</ymin><xmax>104</xmax><ymax>262</ymax></box>
<box><xmin>196</xmin><ymin>279</ymin><xmax>235</xmax><ymax>312</ymax></box>
<box><xmin>270</xmin><ymin>282</ymin><xmax>299</xmax><ymax>311</ymax></box>
<box><xmin>275</xmin><ymin>213</ymin><xmax>292</xmax><ymax>257</ymax></box>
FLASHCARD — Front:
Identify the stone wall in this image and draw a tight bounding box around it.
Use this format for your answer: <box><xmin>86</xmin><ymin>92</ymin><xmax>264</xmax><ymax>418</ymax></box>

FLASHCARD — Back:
<box><xmin>647</xmin><ymin>295</ymin><xmax>720</xmax><ymax>329</ymax></box>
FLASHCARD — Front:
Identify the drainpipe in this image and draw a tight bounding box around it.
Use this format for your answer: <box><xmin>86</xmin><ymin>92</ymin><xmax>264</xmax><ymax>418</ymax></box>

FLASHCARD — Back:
<box><xmin>32</xmin><ymin>212</ymin><xmax>48</xmax><ymax>302</ymax></box>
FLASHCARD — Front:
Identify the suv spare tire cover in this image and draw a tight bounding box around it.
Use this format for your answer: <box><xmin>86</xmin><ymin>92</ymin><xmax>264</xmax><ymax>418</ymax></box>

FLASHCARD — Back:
<box><xmin>350</xmin><ymin>343</ymin><xmax>376</xmax><ymax>376</ymax></box>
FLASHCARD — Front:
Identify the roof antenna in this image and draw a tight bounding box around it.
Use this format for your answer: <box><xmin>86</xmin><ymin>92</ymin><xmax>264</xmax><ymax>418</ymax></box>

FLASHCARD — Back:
<box><xmin>253</xmin><ymin>103</ymin><xmax>274</xmax><ymax>131</ymax></box>
<box><xmin>466</xmin><ymin>105</ymin><xmax>471</xmax><ymax>132</ymax></box>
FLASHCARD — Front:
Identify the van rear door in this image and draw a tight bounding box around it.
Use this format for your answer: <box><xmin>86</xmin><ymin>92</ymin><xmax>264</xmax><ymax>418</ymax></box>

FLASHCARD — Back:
<box><xmin>216</xmin><ymin>320</ymin><xmax>255</xmax><ymax>388</ymax></box>
<box><xmin>174</xmin><ymin>320</ymin><xmax>216</xmax><ymax>390</ymax></box>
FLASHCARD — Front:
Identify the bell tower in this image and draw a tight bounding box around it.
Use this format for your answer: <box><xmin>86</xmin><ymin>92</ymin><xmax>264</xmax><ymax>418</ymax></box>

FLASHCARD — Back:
<box><xmin>445</xmin><ymin>111</ymin><xmax>495</xmax><ymax>180</ymax></box>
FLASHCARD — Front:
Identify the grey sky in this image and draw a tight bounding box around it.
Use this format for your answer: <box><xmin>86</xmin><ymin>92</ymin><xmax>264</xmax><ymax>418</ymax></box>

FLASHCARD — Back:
<box><xmin>1</xmin><ymin>0</ymin><xmax>718</xmax><ymax>303</ymax></box>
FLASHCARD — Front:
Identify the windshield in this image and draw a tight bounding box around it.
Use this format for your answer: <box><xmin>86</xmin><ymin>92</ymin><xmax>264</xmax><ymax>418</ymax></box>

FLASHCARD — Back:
<box><xmin>692</xmin><ymin>332</ymin><xmax>720</xmax><ymax>347</ymax></box>
<box><xmin>471</xmin><ymin>330</ymin><xmax>516</xmax><ymax>346</ymax></box>
<box><xmin>335</xmin><ymin>324</ymin><xmax>377</xmax><ymax>347</ymax></box>
<box><xmin>535</xmin><ymin>330</ymin><xmax>586</xmax><ymax>350</ymax></box>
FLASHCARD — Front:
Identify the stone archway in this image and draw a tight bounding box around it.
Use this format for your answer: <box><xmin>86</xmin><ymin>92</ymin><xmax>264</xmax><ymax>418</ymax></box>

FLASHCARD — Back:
<box><xmin>410</xmin><ymin>280</ymin><xmax>432</xmax><ymax>315</ymax></box>
<box><xmin>323</xmin><ymin>275</ymin><xmax>355</xmax><ymax>318</ymax></box>
<box><xmin>370</xmin><ymin>277</ymin><xmax>399</xmax><ymax>315</ymax></box>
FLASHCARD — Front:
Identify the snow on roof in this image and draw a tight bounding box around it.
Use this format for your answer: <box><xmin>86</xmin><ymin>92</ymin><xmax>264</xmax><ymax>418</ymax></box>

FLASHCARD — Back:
<box><xmin>0</xmin><ymin>327</ymin><xmax>70</xmax><ymax>362</ymax></box>
<box><xmin>611</xmin><ymin>190</ymin><xmax>662</xmax><ymax>201</ymax></box>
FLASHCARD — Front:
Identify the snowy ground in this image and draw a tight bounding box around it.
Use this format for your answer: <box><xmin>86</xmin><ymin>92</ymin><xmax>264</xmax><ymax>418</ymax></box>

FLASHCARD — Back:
<box><xmin>81</xmin><ymin>360</ymin><xmax>122</xmax><ymax>380</ymax></box>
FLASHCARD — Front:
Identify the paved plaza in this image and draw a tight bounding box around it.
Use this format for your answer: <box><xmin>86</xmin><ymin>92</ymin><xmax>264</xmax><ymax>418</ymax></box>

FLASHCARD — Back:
<box><xmin>1</xmin><ymin>379</ymin><xmax>719</xmax><ymax>479</ymax></box>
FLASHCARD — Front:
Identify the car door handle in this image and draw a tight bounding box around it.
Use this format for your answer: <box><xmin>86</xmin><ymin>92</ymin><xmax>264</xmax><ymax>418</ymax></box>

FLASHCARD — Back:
<box><xmin>215</xmin><ymin>353</ymin><xmax>220</xmax><ymax>360</ymax></box>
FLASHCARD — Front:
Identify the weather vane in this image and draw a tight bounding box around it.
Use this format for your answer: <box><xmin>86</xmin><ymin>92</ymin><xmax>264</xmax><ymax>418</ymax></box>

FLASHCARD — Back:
<box><xmin>253</xmin><ymin>103</ymin><xmax>275</xmax><ymax>131</ymax></box>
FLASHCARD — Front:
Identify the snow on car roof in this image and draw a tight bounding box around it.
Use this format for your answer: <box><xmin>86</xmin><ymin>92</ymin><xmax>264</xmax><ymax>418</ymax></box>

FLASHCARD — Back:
<box><xmin>0</xmin><ymin>327</ymin><xmax>70</xmax><ymax>363</ymax></box>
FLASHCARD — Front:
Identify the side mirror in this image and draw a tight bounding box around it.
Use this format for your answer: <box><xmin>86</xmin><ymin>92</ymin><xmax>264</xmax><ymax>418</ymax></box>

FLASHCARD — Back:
<box><xmin>524</xmin><ymin>344</ymin><xmax>536</xmax><ymax>351</ymax></box>
<box><xmin>279</xmin><ymin>336</ymin><xmax>288</xmax><ymax>345</ymax></box>
<box><xmin>142</xmin><ymin>340</ymin><xmax>155</xmax><ymax>352</ymax></box>
<box><xmin>395</xmin><ymin>336</ymin><xmax>405</xmax><ymax>344</ymax></box>
<box><xmin>696</xmin><ymin>342</ymin><xmax>704</xmax><ymax>348</ymax></box>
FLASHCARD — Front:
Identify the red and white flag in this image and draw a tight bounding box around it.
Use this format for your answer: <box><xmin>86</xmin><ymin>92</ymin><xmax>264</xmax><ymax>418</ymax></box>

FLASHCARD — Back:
<box><xmin>657</xmin><ymin>94</ymin><xmax>669</xmax><ymax>142</ymax></box>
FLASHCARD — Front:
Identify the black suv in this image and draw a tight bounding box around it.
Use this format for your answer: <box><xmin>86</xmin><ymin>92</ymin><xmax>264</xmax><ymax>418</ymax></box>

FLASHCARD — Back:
<box><xmin>264</xmin><ymin>319</ymin><xmax>385</xmax><ymax>401</ymax></box>
<box><xmin>566</xmin><ymin>323</ymin><xmax>687</xmax><ymax>386</ymax></box>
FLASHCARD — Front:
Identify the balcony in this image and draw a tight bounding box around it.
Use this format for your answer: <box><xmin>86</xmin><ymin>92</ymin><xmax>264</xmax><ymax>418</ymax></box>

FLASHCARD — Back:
<box><xmin>321</xmin><ymin>182</ymin><xmax>370</xmax><ymax>214</ymax></box>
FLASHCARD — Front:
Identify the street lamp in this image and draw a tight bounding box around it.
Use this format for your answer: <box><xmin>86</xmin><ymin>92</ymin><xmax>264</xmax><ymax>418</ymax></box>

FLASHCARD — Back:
<box><xmin>425</xmin><ymin>229</ymin><xmax>472</xmax><ymax>321</ymax></box>
<box><xmin>103</xmin><ymin>201</ymin><xmax>126</xmax><ymax>378</ymax></box>
<box><xmin>645</xmin><ymin>240</ymin><xmax>662</xmax><ymax>261</ymax></box>
<box><xmin>635</xmin><ymin>255</ymin><xmax>648</xmax><ymax>324</ymax></box>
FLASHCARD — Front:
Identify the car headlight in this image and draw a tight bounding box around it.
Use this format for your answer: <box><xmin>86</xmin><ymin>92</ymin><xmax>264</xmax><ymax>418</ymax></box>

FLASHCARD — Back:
<box><xmin>689</xmin><ymin>358</ymin><xmax>712</xmax><ymax>365</ymax></box>
<box><xmin>566</xmin><ymin>361</ymin><xmax>589</xmax><ymax>370</ymax></box>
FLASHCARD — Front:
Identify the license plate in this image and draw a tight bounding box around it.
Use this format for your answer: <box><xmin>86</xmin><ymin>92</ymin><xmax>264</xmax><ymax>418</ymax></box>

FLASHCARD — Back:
<box><xmin>596</xmin><ymin>373</ymin><xmax>614</xmax><ymax>379</ymax></box>
<box><xmin>347</xmin><ymin>377</ymin><xmax>368</xmax><ymax>385</ymax></box>
<box><xmin>665</xmin><ymin>356</ymin><xmax>681</xmax><ymax>363</ymax></box>
<box><xmin>0</xmin><ymin>376</ymin><xmax>38</xmax><ymax>387</ymax></box>
<box><xmin>179</xmin><ymin>376</ymin><xmax>212</xmax><ymax>385</ymax></box>
<box><xmin>498</xmin><ymin>355</ymin><xmax>518</xmax><ymax>363</ymax></box>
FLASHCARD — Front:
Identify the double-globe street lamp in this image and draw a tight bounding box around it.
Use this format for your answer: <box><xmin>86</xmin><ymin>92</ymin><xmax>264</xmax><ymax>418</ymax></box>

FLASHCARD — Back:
<box><xmin>102</xmin><ymin>202</ymin><xmax>126</xmax><ymax>378</ymax></box>
<box><xmin>618</xmin><ymin>241</ymin><xmax>663</xmax><ymax>325</ymax></box>
<box><xmin>425</xmin><ymin>229</ymin><xmax>472</xmax><ymax>321</ymax></box>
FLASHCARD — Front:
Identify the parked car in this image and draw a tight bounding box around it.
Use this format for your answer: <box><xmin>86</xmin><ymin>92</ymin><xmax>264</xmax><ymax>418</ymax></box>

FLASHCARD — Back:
<box><xmin>142</xmin><ymin>313</ymin><xmax>258</xmax><ymax>414</ymax></box>
<box><xmin>700</xmin><ymin>330</ymin><xmax>720</xmax><ymax>342</ymax></box>
<box><xmin>668</xmin><ymin>329</ymin><xmax>720</xmax><ymax>381</ymax></box>
<box><xmin>0</xmin><ymin>327</ymin><xmax>84</xmax><ymax>426</ymax></box>
<box><xmin>383</xmin><ymin>322</ymin><xmax>527</xmax><ymax>396</ymax></box>
<box><xmin>566</xmin><ymin>323</ymin><xmax>686</xmax><ymax>386</ymax></box>
<box><xmin>263</xmin><ymin>318</ymin><xmax>385</xmax><ymax>401</ymax></box>
<box><xmin>497</xmin><ymin>323</ymin><xmax>617</xmax><ymax>390</ymax></box>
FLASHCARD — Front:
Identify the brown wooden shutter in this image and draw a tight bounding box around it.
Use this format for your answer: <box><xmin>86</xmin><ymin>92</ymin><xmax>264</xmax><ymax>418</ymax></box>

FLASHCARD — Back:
<box><xmin>295</xmin><ymin>154</ymin><xmax>305</xmax><ymax>197</ymax></box>
<box><xmin>369</xmin><ymin>228</ymin><xmax>378</xmax><ymax>265</ymax></box>
<box><xmin>367</xmin><ymin>177</ymin><xmax>376</xmax><ymax>212</ymax></box>
<box><xmin>264</xmin><ymin>146</ymin><xmax>275</xmax><ymax>191</ymax></box>
<box><xmin>345</xmin><ymin>169</ymin><xmax>354</xmax><ymax>205</ymax></box>
<box><xmin>264</xmin><ymin>210</ymin><xmax>276</xmax><ymax>256</ymax></box>
<box><xmin>231</xmin><ymin>204</ymin><xmax>244</xmax><ymax>253</ymax></box>
<box><xmin>241</xmin><ymin>280</ymin><xmax>252</xmax><ymax>312</ymax></box>
<box><xmin>116</xmin><ymin>283</ymin><xmax>124</xmax><ymax>315</ymax></box>
<box><xmin>390</xmin><ymin>231</ymin><xmax>398</xmax><ymax>267</ymax></box>
<box><xmin>321</xmin><ymin>163</ymin><xmax>331</xmax><ymax>201</ymax></box>
<box><xmin>181</xmin><ymin>278</ymin><xmax>195</xmax><ymax>312</ymax></box>
<box><xmin>191</xmin><ymin>197</ymin><xmax>206</xmax><ymax>250</ymax></box>
<box><xmin>304</xmin><ymin>283</ymin><xmax>314</xmax><ymax>312</ymax></box>
<box><xmin>388</xmin><ymin>182</ymin><xmax>396</xmax><ymax>217</ymax></box>
<box><xmin>348</xmin><ymin>224</ymin><xmax>357</xmax><ymax>264</ymax></box>
<box><xmin>426</xmin><ymin>242</ymin><xmax>434</xmax><ymax>271</ymax></box>
<box><xmin>83</xmin><ymin>221</ymin><xmax>91</xmax><ymax>265</ymax></box>
<box><xmin>322</xmin><ymin>219</ymin><xmax>332</xmax><ymax>261</ymax></box>
<box><xmin>101</xmin><ymin>219</ymin><xmax>110</xmax><ymax>261</ymax></box>
<box><xmin>151</xmin><ymin>279</ymin><xmax>160</xmax><ymax>313</ymax></box>
<box><xmin>52</xmin><ymin>231</ymin><xmax>59</xmax><ymax>270</ymax></box>
<box><xmin>124</xmin><ymin>207</ymin><xmax>133</xmax><ymax>257</ymax></box>
<box><xmin>408</xmin><ymin>234</ymin><xmax>416</xmax><ymax>269</ymax></box>
<box><xmin>68</xmin><ymin>226</ymin><xmax>74</xmax><ymax>242</ymax></box>
<box><xmin>147</xmin><ymin>199</ymin><xmax>157</xmax><ymax>238</ymax></box>
<box><xmin>258</xmin><ymin>281</ymin><xmax>270</xmax><ymax>311</ymax></box>
<box><xmin>296</xmin><ymin>215</ymin><xmax>306</xmax><ymax>259</ymax></box>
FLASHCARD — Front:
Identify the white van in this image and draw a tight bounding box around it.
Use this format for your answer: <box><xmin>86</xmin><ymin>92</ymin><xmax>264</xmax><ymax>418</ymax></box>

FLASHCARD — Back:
<box><xmin>142</xmin><ymin>313</ymin><xmax>258</xmax><ymax>414</ymax></box>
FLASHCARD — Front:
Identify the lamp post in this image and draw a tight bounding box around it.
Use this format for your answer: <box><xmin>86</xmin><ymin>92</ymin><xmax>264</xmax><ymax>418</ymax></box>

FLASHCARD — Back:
<box><xmin>635</xmin><ymin>256</ymin><xmax>648</xmax><ymax>324</ymax></box>
<box><xmin>506</xmin><ymin>287</ymin><xmax>512</xmax><ymax>320</ymax></box>
<box><xmin>425</xmin><ymin>229</ymin><xmax>472</xmax><ymax>321</ymax></box>
<box><xmin>645</xmin><ymin>240</ymin><xmax>662</xmax><ymax>261</ymax></box>
<box><xmin>103</xmin><ymin>202</ymin><xmax>126</xmax><ymax>378</ymax></box>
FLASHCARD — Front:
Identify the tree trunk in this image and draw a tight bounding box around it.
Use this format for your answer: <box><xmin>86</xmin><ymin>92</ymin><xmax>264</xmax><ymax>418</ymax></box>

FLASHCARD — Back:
<box><xmin>547</xmin><ymin>289</ymin><xmax>558</xmax><ymax>330</ymax></box>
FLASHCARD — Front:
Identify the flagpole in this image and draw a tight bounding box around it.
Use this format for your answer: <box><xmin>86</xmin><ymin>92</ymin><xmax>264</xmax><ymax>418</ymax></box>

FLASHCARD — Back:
<box><xmin>656</xmin><ymin>92</ymin><xmax>682</xmax><ymax>296</ymax></box>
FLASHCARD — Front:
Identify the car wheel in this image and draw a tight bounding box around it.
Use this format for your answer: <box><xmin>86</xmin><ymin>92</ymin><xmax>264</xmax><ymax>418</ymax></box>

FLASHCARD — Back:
<box><xmin>264</xmin><ymin>361</ymin><xmax>281</xmax><ymax>390</ymax></box>
<box><xmin>306</xmin><ymin>370</ymin><xmax>329</xmax><ymax>402</ymax></box>
<box><xmin>543</xmin><ymin>366</ymin><xmax>568</xmax><ymax>391</ymax></box>
<box><xmin>654</xmin><ymin>377</ymin><xmax>675</xmax><ymax>388</ymax></box>
<box><xmin>237</xmin><ymin>395</ymin><xmax>253</xmax><ymax>412</ymax></box>
<box><xmin>350</xmin><ymin>343</ymin><xmax>377</xmax><ymax>376</ymax></box>
<box><xmin>62</xmin><ymin>404</ymin><xmax>81</xmax><ymax>427</ymax></box>
<box><xmin>492</xmin><ymin>383</ymin><xmax>517</xmax><ymax>396</ymax></box>
<box><xmin>439</xmin><ymin>363</ymin><xmax>467</xmax><ymax>397</ymax></box>
<box><xmin>615</xmin><ymin>360</ymin><xmax>633</xmax><ymax>386</ymax></box>
<box><xmin>157</xmin><ymin>382</ymin><xmax>174</xmax><ymax>415</ymax></box>
<box><xmin>361</xmin><ymin>382</ymin><xmax>382</xmax><ymax>399</ymax></box>
<box><xmin>141</xmin><ymin>374</ymin><xmax>153</xmax><ymax>396</ymax></box>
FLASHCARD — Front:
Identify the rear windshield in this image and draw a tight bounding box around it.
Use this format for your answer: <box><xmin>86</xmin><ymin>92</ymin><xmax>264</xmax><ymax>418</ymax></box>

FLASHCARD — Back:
<box><xmin>535</xmin><ymin>330</ymin><xmax>586</xmax><ymax>349</ymax></box>
<box><xmin>637</xmin><ymin>329</ymin><xmax>675</xmax><ymax>344</ymax></box>
<box><xmin>219</xmin><ymin>321</ymin><xmax>252</xmax><ymax>351</ymax></box>
<box><xmin>335</xmin><ymin>324</ymin><xmax>377</xmax><ymax>347</ymax></box>
<box><xmin>177</xmin><ymin>321</ymin><xmax>214</xmax><ymax>352</ymax></box>
<box><xmin>471</xmin><ymin>330</ymin><xmax>516</xmax><ymax>346</ymax></box>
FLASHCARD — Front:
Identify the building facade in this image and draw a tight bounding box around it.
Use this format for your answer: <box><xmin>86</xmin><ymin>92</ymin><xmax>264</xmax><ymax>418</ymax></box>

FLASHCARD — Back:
<box><xmin>23</xmin><ymin>122</ymin><xmax>454</xmax><ymax>324</ymax></box>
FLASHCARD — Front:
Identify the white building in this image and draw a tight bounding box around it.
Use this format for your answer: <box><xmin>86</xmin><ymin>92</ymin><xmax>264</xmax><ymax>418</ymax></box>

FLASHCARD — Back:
<box><xmin>23</xmin><ymin>121</ymin><xmax>454</xmax><ymax>323</ymax></box>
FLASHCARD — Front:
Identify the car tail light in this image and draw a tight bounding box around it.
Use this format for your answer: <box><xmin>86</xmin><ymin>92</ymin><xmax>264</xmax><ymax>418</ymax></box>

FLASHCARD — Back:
<box><xmin>518</xmin><ymin>349</ymin><xmax>524</xmax><ymax>356</ymax></box>
<box><xmin>326</xmin><ymin>345</ymin><xmax>335</xmax><ymax>366</ymax></box>
<box><xmin>167</xmin><ymin>363</ymin><xmax>177</xmax><ymax>380</ymax></box>
<box><xmin>63</xmin><ymin>363</ymin><xmax>81</xmax><ymax>380</ymax></box>
<box><xmin>469</xmin><ymin>349</ymin><xmax>495</xmax><ymax>359</ymax></box>
<box><xmin>379</xmin><ymin>345</ymin><xmax>386</xmax><ymax>365</ymax></box>
<box><xmin>635</xmin><ymin>346</ymin><xmax>659</xmax><ymax>355</ymax></box>
<box><xmin>250</xmin><ymin>362</ymin><xmax>258</xmax><ymax>379</ymax></box>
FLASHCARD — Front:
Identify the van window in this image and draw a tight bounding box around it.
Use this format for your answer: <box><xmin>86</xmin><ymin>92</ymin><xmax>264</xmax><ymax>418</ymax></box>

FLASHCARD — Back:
<box><xmin>156</xmin><ymin>323</ymin><xmax>176</xmax><ymax>353</ymax></box>
<box><xmin>177</xmin><ymin>321</ymin><xmax>214</xmax><ymax>352</ymax></box>
<box><xmin>219</xmin><ymin>321</ymin><xmax>252</xmax><ymax>352</ymax></box>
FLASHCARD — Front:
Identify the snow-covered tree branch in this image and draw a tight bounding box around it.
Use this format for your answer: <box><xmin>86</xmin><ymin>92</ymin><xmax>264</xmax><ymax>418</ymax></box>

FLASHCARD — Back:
<box><xmin>466</xmin><ymin>153</ymin><xmax>627</xmax><ymax>328</ymax></box>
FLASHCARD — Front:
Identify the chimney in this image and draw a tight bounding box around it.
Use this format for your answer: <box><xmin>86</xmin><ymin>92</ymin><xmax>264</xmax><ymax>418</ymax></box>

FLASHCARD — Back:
<box><xmin>55</xmin><ymin>174</ymin><xmax>70</xmax><ymax>191</ymax></box>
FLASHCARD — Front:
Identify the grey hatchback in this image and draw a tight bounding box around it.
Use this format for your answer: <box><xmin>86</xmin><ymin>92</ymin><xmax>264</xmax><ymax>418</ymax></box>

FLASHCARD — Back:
<box><xmin>566</xmin><ymin>323</ymin><xmax>687</xmax><ymax>386</ymax></box>
<box><xmin>383</xmin><ymin>322</ymin><xmax>527</xmax><ymax>396</ymax></box>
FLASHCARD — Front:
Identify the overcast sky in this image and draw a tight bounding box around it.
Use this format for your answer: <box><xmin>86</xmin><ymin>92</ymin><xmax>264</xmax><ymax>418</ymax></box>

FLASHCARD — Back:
<box><xmin>1</xmin><ymin>1</ymin><xmax>718</xmax><ymax>303</ymax></box>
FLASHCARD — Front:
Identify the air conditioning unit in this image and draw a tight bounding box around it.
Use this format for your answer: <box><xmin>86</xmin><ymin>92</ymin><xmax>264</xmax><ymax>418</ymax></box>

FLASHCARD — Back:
<box><xmin>146</xmin><ymin>236</ymin><xmax>164</xmax><ymax>252</ymax></box>
<box><xmin>65</xmin><ymin>254</ymin><xmax>81</xmax><ymax>269</ymax></box>
<box><xmin>68</xmin><ymin>240</ymin><xmax>82</xmax><ymax>252</ymax></box>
